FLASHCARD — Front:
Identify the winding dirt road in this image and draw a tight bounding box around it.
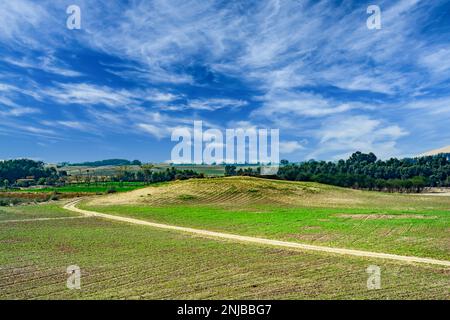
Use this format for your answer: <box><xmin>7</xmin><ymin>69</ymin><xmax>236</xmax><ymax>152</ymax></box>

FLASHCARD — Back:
<box><xmin>63</xmin><ymin>199</ymin><xmax>450</xmax><ymax>267</ymax></box>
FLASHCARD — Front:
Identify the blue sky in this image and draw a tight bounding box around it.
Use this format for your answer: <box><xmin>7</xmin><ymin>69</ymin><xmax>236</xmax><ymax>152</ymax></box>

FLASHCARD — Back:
<box><xmin>0</xmin><ymin>0</ymin><xmax>449</xmax><ymax>163</ymax></box>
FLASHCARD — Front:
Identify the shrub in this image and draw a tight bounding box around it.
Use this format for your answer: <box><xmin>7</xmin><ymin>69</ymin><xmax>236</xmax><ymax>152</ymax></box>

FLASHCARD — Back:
<box><xmin>106</xmin><ymin>187</ymin><xmax>117</xmax><ymax>194</ymax></box>
<box><xmin>0</xmin><ymin>197</ymin><xmax>23</xmax><ymax>206</ymax></box>
<box><xmin>47</xmin><ymin>192</ymin><xmax>59</xmax><ymax>201</ymax></box>
<box><xmin>178</xmin><ymin>194</ymin><xmax>196</xmax><ymax>201</ymax></box>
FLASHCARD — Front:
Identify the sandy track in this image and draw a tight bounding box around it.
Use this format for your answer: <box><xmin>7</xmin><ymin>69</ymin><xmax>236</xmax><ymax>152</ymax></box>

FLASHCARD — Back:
<box><xmin>63</xmin><ymin>199</ymin><xmax>450</xmax><ymax>267</ymax></box>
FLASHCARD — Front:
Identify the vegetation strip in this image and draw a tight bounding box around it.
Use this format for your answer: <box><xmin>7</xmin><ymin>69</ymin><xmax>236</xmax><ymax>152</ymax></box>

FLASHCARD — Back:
<box><xmin>0</xmin><ymin>216</ymin><xmax>88</xmax><ymax>223</ymax></box>
<box><xmin>64</xmin><ymin>200</ymin><xmax>450</xmax><ymax>267</ymax></box>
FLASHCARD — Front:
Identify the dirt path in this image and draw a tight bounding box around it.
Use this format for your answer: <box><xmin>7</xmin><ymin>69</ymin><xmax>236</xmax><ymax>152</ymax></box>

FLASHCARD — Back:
<box><xmin>63</xmin><ymin>199</ymin><xmax>450</xmax><ymax>267</ymax></box>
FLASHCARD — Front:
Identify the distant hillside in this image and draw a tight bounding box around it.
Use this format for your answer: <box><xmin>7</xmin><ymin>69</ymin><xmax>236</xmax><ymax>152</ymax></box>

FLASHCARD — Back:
<box><xmin>65</xmin><ymin>159</ymin><xmax>142</xmax><ymax>167</ymax></box>
<box><xmin>420</xmin><ymin>146</ymin><xmax>450</xmax><ymax>157</ymax></box>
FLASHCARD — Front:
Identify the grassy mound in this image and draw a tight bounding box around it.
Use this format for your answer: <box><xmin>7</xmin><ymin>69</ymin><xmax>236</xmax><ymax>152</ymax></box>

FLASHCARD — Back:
<box><xmin>87</xmin><ymin>176</ymin><xmax>450</xmax><ymax>211</ymax></box>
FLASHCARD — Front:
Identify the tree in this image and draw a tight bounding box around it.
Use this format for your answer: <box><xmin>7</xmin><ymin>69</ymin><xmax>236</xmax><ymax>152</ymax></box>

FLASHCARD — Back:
<box><xmin>3</xmin><ymin>179</ymin><xmax>9</xmax><ymax>190</ymax></box>
<box><xmin>225</xmin><ymin>165</ymin><xmax>237</xmax><ymax>176</ymax></box>
<box><xmin>140</xmin><ymin>164</ymin><xmax>154</xmax><ymax>184</ymax></box>
<box><xmin>0</xmin><ymin>159</ymin><xmax>59</xmax><ymax>183</ymax></box>
<box><xmin>445</xmin><ymin>176</ymin><xmax>450</xmax><ymax>187</ymax></box>
<box><xmin>410</xmin><ymin>176</ymin><xmax>427</xmax><ymax>193</ymax></box>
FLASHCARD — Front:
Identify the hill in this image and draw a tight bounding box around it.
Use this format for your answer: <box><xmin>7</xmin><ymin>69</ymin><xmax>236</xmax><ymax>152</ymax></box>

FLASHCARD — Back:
<box><xmin>64</xmin><ymin>159</ymin><xmax>142</xmax><ymax>167</ymax></box>
<box><xmin>86</xmin><ymin>176</ymin><xmax>450</xmax><ymax>211</ymax></box>
<box><xmin>420</xmin><ymin>145</ymin><xmax>450</xmax><ymax>156</ymax></box>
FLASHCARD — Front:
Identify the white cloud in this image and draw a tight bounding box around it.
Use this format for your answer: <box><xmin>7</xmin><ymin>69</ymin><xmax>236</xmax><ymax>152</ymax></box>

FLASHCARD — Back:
<box><xmin>421</xmin><ymin>47</ymin><xmax>450</xmax><ymax>77</ymax></box>
<box><xmin>0</xmin><ymin>106</ymin><xmax>39</xmax><ymax>117</ymax></box>
<box><xmin>405</xmin><ymin>96</ymin><xmax>450</xmax><ymax>114</ymax></box>
<box><xmin>147</xmin><ymin>92</ymin><xmax>179</xmax><ymax>102</ymax></box>
<box><xmin>137</xmin><ymin>123</ymin><xmax>169</xmax><ymax>139</ymax></box>
<box><xmin>186</xmin><ymin>98</ymin><xmax>247</xmax><ymax>111</ymax></box>
<box><xmin>280</xmin><ymin>140</ymin><xmax>304</xmax><ymax>154</ymax></box>
<box><xmin>1</xmin><ymin>0</ymin><xmax>449</xmax><ymax>160</ymax></box>
<box><xmin>0</xmin><ymin>0</ymin><xmax>51</xmax><ymax>47</ymax></box>
<box><xmin>22</xmin><ymin>126</ymin><xmax>56</xmax><ymax>136</ymax></box>
<box><xmin>255</xmin><ymin>91</ymin><xmax>368</xmax><ymax>118</ymax></box>
<box><xmin>309</xmin><ymin>116</ymin><xmax>408</xmax><ymax>160</ymax></box>
<box><xmin>0</xmin><ymin>84</ymin><xmax>41</xmax><ymax>117</ymax></box>
<box><xmin>41</xmin><ymin>120</ymin><xmax>88</xmax><ymax>131</ymax></box>
<box><xmin>43</xmin><ymin>83</ymin><xmax>136</xmax><ymax>107</ymax></box>
<box><xmin>3</xmin><ymin>56</ymin><xmax>83</xmax><ymax>77</ymax></box>
<box><xmin>40</xmin><ymin>83</ymin><xmax>185</xmax><ymax>110</ymax></box>
<box><xmin>58</xmin><ymin>121</ymin><xmax>86</xmax><ymax>130</ymax></box>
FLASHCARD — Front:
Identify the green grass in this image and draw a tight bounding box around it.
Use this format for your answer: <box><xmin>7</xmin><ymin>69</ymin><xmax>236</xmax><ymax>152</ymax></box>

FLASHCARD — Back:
<box><xmin>0</xmin><ymin>203</ymin><xmax>79</xmax><ymax>221</ymax></box>
<box><xmin>2</xmin><ymin>178</ymin><xmax>449</xmax><ymax>299</ymax></box>
<box><xmin>81</xmin><ymin>177</ymin><xmax>450</xmax><ymax>260</ymax></box>
<box><xmin>0</xmin><ymin>204</ymin><xmax>448</xmax><ymax>299</ymax></box>
<box><xmin>81</xmin><ymin>204</ymin><xmax>450</xmax><ymax>260</ymax></box>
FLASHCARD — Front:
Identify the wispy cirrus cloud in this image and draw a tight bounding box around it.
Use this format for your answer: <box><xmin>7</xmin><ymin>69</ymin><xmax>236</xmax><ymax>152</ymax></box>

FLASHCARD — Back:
<box><xmin>166</xmin><ymin>98</ymin><xmax>248</xmax><ymax>112</ymax></box>
<box><xmin>0</xmin><ymin>0</ymin><xmax>52</xmax><ymax>48</ymax></box>
<box><xmin>254</xmin><ymin>91</ymin><xmax>371</xmax><ymax>118</ymax></box>
<box><xmin>0</xmin><ymin>83</ymin><xmax>40</xmax><ymax>117</ymax></box>
<box><xmin>0</xmin><ymin>0</ymin><xmax>449</xmax><ymax>162</ymax></box>
<box><xmin>42</xmin><ymin>83</ymin><xmax>138</xmax><ymax>107</ymax></box>
<box><xmin>39</xmin><ymin>83</ymin><xmax>181</xmax><ymax>108</ymax></box>
<box><xmin>3</xmin><ymin>56</ymin><xmax>83</xmax><ymax>77</ymax></box>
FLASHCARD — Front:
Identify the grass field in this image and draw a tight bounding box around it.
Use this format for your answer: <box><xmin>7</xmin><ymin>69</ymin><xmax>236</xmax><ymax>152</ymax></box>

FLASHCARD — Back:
<box><xmin>82</xmin><ymin>177</ymin><xmax>450</xmax><ymax>260</ymax></box>
<box><xmin>0</xmin><ymin>204</ymin><xmax>448</xmax><ymax>299</ymax></box>
<box><xmin>0</xmin><ymin>182</ymin><xmax>150</xmax><ymax>207</ymax></box>
<box><xmin>0</xmin><ymin>203</ymin><xmax>77</xmax><ymax>221</ymax></box>
<box><xmin>13</xmin><ymin>182</ymin><xmax>149</xmax><ymax>194</ymax></box>
<box><xmin>1</xmin><ymin>177</ymin><xmax>449</xmax><ymax>299</ymax></box>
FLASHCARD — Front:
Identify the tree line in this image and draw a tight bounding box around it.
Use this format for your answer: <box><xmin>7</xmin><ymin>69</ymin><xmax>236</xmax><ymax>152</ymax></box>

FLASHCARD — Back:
<box><xmin>226</xmin><ymin>152</ymin><xmax>450</xmax><ymax>192</ymax></box>
<box><xmin>109</xmin><ymin>166</ymin><xmax>204</xmax><ymax>184</ymax></box>
<box><xmin>60</xmin><ymin>159</ymin><xmax>142</xmax><ymax>167</ymax></box>
<box><xmin>0</xmin><ymin>159</ymin><xmax>204</xmax><ymax>189</ymax></box>
<box><xmin>0</xmin><ymin>159</ymin><xmax>64</xmax><ymax>188</ymax></box>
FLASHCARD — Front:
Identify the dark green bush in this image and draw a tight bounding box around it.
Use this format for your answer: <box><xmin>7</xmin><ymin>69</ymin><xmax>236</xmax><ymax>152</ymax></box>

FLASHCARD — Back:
<box><xmin>106</xmin><ymin>187</ymin><xmax>117</xmax><ymax>194</ymax></box>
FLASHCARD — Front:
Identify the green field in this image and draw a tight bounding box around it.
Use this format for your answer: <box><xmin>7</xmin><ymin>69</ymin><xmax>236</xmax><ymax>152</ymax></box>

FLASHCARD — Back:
<box><xmin>1</xmin><ymin>177</ymin><xmax>449</xmax><ymax>299</ymax></box>
<box><xmin>80</xmin><ymin>204</ymin><xmax>450</xmax><ymax>260</ymax></box>
<box><xmin>0</xmin><ymin>204</ymin><xmax>448</xmax><ymax>299</ymax></box>
<box><xmin>82</xmin><ymin>177</ymin><xmax>450</xmax><ymax>260</ymax></box>
<box><xmin>13</xmin><ymin>182</ymin><xmax>149</xmax><ymax>194</ymax></box>
<box><xmin>0</xmin><ymin>203</ymin><xmax>77</xmax><ymax>221</ymax></box>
